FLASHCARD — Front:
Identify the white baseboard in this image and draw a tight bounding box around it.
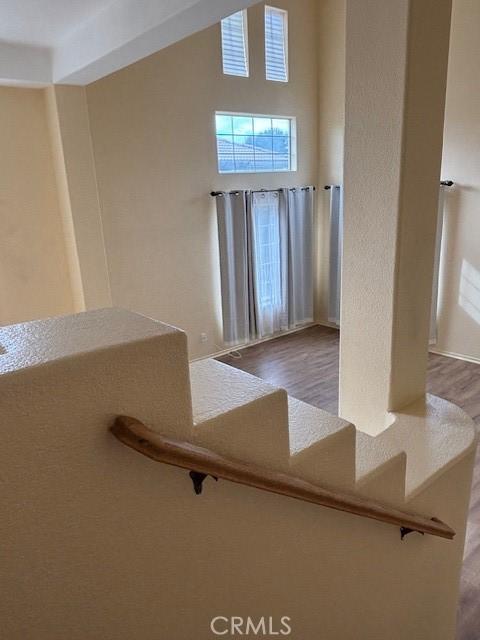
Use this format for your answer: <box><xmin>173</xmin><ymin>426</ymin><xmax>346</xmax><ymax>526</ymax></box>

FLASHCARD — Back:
<box><xmin>316</xmin><ymin>323</ymin><xmax>479</xmax><ymax>366</ymax></box>
<box><xmin>192</xmin><ymin>324</ymin><xmax>479</xmax><ymax>367</ymax></box>
<box><xmin>315</xmin><ymin>319</ymin><xmax>340</xmax><ymax>330</ymax></box>
<box><xmin>429</xmin><ymin>347</ymin><xmax>480</xmax><ymax>365</ymax></box>
<box><xmin>190</xmin><ymin>322</ymin><xmax>319</xmax><ymax>362</ymax></box>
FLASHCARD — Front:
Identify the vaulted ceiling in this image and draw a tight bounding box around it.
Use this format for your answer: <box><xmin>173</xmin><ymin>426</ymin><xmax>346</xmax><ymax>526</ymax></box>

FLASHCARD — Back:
<box><xmin>0</xmin><ymin>0</ymin><xmax>259</xmax><ymax>86</ymax></box>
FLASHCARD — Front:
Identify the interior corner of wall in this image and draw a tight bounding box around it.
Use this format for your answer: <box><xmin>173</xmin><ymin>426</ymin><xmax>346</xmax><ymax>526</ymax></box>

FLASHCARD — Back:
<box><xmin>43</xmin><ymin>85</ymin><xmax>86</xmax><ymax>313</ymax></box>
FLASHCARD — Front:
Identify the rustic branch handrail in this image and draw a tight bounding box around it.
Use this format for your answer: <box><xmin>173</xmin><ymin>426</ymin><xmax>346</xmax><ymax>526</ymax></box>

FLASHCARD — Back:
<box><xmin>110</xmin><ymin>416</ymin><xmax>455</xmax><ymax>541</ymax></box>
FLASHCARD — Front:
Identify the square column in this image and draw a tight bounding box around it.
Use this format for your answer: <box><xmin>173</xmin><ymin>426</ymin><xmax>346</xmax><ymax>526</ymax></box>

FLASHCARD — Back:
<box><xmin>339</xmin><ymin>0</ymin><xmax>452</xmax><ymax>433</ymax></box>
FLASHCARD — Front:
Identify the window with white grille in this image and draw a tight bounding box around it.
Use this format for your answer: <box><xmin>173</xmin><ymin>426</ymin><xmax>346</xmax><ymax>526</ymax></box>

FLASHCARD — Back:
<box><xmin>215</xmin><ymin>112</ymin><xmax>297</xmax><ymax>174</ymax></box>
<box><xmin>265</xmin><ymin>6</ymin><xmax>288</xmax><ymax>82</ymax></box>
<box><xmin>221</xmin><ymin>10</ymin><xmax>249</xmax><ymax>77</ymax></box>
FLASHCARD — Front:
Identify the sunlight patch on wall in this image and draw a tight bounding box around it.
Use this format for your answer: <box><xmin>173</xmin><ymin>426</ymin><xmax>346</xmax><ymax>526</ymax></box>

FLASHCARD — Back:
<box><xmin>459</xmin><ymin>259</ymin><xmax>480</xmax><ymax>325</ymax></box>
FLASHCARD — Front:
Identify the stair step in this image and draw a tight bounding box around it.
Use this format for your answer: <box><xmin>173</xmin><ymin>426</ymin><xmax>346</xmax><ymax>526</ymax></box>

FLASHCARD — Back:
<box><xmin>190</xmin><ymin>359</ymin><xmax>289</xmax><ymax>470</ymax></box>
<box><xmin>288</xmin><ymin>397</ymin><xmax>356</xmax><ymax>489</ymax></box>
<box><xmin>355</xmin><ymin>430</ymin><xmax>406</xmax><ymax>505</ymax></box>
<box><xmin>390</xmin><ymin>394</ymin><xmax>477</xmax><ymax>500</ymax></box>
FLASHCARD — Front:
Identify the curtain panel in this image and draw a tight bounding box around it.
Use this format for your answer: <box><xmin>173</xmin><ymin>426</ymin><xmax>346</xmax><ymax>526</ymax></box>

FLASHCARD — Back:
<box><xmin>215</xmin><ymin>187</ymin><xmax>314</xmax><ymax>346</ymax></box>
<box><xmin>327</xmin><ymin>185</ymin><xmax>343</xmax><ymax>326</ymax></box>
<box><xmin>326</xmin><ymin>183</ymin><xmax>447</xmax><ymax>341</ymax></box>
<box><xmin>429</xmin><ymin>184</ymin><xmax>447</xmax><ymax>344</ymax></box>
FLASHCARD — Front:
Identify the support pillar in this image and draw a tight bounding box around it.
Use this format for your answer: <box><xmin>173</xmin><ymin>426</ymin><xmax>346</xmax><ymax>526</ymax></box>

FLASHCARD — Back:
<box><xmin>339</xmin><ymin>0</ymin><xmax>452</xmax><ymax>433</ymax></box>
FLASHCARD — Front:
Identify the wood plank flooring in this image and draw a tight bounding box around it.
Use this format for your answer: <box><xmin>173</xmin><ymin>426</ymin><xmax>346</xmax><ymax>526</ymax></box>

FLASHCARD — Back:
<box><xmin>217</xmin><ymin>324</ymin><xmax>480</xmax><ymax>639</ymax></box>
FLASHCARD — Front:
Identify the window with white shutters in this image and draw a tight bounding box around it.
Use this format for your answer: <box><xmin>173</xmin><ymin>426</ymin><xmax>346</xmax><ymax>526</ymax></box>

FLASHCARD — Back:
<box><xmin>265</xmin><ymin>6</ymin><xmax>288</xmax><ymax>83</ymax></box>
<box><xmin>221</xmin><ymin>10</ymin><xmax>249</xmax><ymax>77</ymax></box>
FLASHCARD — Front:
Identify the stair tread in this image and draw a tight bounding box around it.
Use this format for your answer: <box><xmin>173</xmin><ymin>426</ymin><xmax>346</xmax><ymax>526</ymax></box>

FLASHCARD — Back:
<box><xmin>0</xmin><ymin>308</ymin><xmax>179</xmax><ymax>375</ymax></box>
<box><xmin>389</xmin><ymin>394</ymin><xmax>477</xmax><ymax>498</ymax></box>
<box><xmin>355</xmin><ymin>430</ymin><xmax>405</xmax><ymax>483</ymax></box>
<box><xmin>288</xmin><ymin>397</ymin><xmax>354</xmax><ymax>456</ymax></box>
<box><xmin>190</xmin><ymin>359</ymin><xmax>282</xmax><ymax>424</ymax></box>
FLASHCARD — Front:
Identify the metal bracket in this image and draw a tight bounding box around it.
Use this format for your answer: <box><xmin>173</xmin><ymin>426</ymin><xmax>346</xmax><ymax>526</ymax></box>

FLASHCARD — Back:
<box><xmin>189</xmin><ymin>471</ymin><xmax>218</xmax><ymax>495</ymax></box>
<box><xmin>400</xmin><ymin>527</ymin><xmax>425</xmax><ymax>541</ymax></box>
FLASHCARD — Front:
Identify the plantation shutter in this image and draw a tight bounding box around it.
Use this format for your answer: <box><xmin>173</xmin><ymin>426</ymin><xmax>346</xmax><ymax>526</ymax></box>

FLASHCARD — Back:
<box><xmin>221</xmin><ymin>11</ymin><xmax>249</xmax><ymax>77</ymax></box>
<box><xmin>265</xmin><ymin>6</ymin><xmax>288</xmax><ymax>82</ymax></box>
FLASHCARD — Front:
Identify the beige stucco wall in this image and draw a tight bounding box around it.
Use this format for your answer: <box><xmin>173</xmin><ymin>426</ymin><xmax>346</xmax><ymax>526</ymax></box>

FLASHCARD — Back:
<box><xmin>315</xmin><ymin>0</ymin><xmax>345</xmax><ymax>323</ymax></box>
<box><xmin>339</xmin><ymin>0</ymin><xmax>452</xmax><ymax>432</ymax></box>
<box><xmin>3</xmin><ymin>0</ymin><xmax>475</xmax><ymax>366</ymax></box>
<box><xmin>0</xmin><ymin>309</ymin><xmax>475</xmax><ymax>640</ymax></box>
<box><xmin>0</xmin><ymin>87</ymin><xmax>76</xmax><ymax>326</ymax></box>
<box><xmin>45</xmin><ymin>85</ymin><xmax>112</xmax><ymax>311</ymax></box>
<box><xmin>86</xmin><ymin>0</ymin><xmax>319</xmax><ymax>359</ymax></box>
<box><xmin>45</xmin><ymin>86</ymin><xmax>86</xmax><ymax>313</ymax></box>
<box><xmin>436</xmin><ymin>0</ymin><xmax>480</xmax><ymax>363</ymax></box>
<box><xmin>315</xmin><ymin>0</ymin><xmax>480</xmax><ymax>366</ymax></box>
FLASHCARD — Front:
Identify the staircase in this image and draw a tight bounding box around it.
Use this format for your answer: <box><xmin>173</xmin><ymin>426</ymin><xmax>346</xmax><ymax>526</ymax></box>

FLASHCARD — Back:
<box><xmin>189</xmin><ymin>357</ymin><xmax>475</xmax><ymax>509</ymax></box>
<box><xmin>0</xmin><ymin>309</ymin><xmax>476</xmax><ymax>640</ymax></box>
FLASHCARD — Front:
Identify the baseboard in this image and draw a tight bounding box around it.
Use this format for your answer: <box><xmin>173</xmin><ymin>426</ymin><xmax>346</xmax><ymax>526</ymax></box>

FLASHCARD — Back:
<box><xmin>315</xmin><ymin>319</ymin><xmax>340</xmax><ymax>330</ymax></box>
<box><xmin>315</xmin><ymin>324</ymin><xmax>478</xmax><ymax>365</ymax></box>
<box><xmin>190</xmin><ymin>322</ymin><xmax>319</xmax><ymax>362</ymax></box>
<box><xmin>192</xmin><ymin>326</ymin><xmax>479</xmax><ymax>366</ymax></box>
<box><xmin>429</xmin><ymin>347</ymin><xmax>480</xmax><ymax>365</ymax></box>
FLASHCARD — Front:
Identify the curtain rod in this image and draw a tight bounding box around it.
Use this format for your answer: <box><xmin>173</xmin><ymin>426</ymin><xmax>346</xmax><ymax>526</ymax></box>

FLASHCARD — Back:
<box><xmin>324</xmin><ymin>181</ymin><xmax>455</xmax><ymax>190</ymax></box>
<box><xmin>210</xmin><ymin>186</ymin><xmax>316</xmax><ymax>197</ymax></box>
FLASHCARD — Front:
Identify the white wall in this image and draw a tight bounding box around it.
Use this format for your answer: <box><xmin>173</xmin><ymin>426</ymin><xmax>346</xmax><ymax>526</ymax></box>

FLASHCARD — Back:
<box><xmin>85</xmin><ymin>0</ymin><xmax>319</xmax><ymax>359</ymax></box>
<box><xmin>436</xmin><ymin>0</ymin><xmax>480</xmax><ymax>363</ymax></box>
<box><xmin>0</xmin><ymin>86</ymin><xmax>76</xmax><ymax>325</ymax></box>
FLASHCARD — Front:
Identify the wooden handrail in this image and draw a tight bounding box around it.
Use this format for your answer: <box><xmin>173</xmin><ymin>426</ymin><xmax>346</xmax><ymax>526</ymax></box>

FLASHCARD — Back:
<box><xmin>110</xmin><ymin>416</ymin><xmax>455</xmax><ymax>541</ymax></box>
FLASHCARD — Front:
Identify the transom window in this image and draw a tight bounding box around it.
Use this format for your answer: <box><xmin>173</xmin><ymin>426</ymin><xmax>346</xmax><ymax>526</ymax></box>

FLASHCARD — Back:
<box><xmin>221</xmin><ymin>10</ymin><xmax>249</xmax><ymax>77</ymax></box>
<box><xmin>215</xmin><ymin>112</ymin><xmax>296</xmax><ymax>174</ymax></box>
<box><xmin>265</xmin><ymin>6</ymin><xmax>288</xmax><ymax>82</ymax></box>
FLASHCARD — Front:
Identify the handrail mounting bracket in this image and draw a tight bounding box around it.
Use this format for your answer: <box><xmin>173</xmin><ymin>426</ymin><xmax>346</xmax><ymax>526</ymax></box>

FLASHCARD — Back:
<box><xmin>189</xmin><ymin>470</ymin><xmax>218</xmax><ymax>495</ymax></box>
<box><xmin>400</xmin><ymin>526</ymin><xmax>424</xmax><ymax>540</ymax></box>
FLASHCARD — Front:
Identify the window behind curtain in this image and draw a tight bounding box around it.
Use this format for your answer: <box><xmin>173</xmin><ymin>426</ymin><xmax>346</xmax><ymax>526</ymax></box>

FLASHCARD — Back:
<box><xmin>265</xmin><ymin>6</ymin><xmax>288</xmax><ymax>82</ymax></box>
<box><xmin>251</xmin><ymin>191</ymin><xmax>288</xmax><ymax>335</ymax></box>
<box><xmin>252</xmin><ymin>194</ymin><xmax>282</xmax><ymax>310</ymax></box>
<box><xmin>221</xmin><ymin>10</ymin><xmax>249</xmax><ymax>77</ymax></box>
<box><xmin>215</xmin><ymin>189</ymin><xmax>314</xmax><ymax>343</ymax></box>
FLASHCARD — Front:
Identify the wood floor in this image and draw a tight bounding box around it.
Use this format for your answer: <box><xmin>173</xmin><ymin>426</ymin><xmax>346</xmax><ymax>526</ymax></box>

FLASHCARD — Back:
<box><xmin>217</xmin><ymin>324</ymin><xmax>480</xmax><ymax>639</ymax></box>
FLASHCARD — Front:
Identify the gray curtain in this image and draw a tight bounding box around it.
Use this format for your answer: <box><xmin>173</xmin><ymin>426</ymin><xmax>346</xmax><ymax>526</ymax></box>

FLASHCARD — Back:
<box><xmin>215</xmin><ymin>187</ymin><xmax>314</xmax><ymax>345</ymax></box>
<box><xmin>327</xmin><ymin>185</ymin><xmax>343</xmax><ymax>325</ymax></box>
<box><xmin>429</xmin><ymin>185</ymin><xmax>447</xmax><ymax>344</ymax></box>
<box><xmin>215</xmin><ymin>191</ymin><xmax>251</xmax><ymax>345</ymax></box>
<box><xmin>286</xmin><ymin>187</ymin><xmax>314</xmax><ymax>327</ymax></box>
<box><xmin>326</xmin><ymin>183</ymin><xmax>445</xmax><ymax>337</ymax></box>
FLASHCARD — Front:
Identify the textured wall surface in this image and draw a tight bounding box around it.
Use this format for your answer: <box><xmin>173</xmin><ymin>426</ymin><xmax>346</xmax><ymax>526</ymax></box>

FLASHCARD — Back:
<box><xmin>315</xmin><ymin>0</ymin><xmax>346</xmax><ymax>323</ymax></box>
<box><xmin>339</xmin><ymin>0</ymin><xmax>452</xmax><ymax>432</ymax></box>
<box><xmin>315</xmin><ymin>0</ymin><xmax>480</xmax><ymax>366</ymax></box>
<box><xmin>86</xmin><ymin>0</ymin><xmax>319</xmax><ymax>359</ymax></box>
<box><xmin>0</xmin><ymin>87</ymin><xmax>75</xmax><ymax>325</ymax></box>
<box><xmin>0</xmin><ymin>309</ymin><xmax>475</xmax><ymax>640</ymax></box>
<box><xmin>46</xmin><ymin>85</ymin><xmax>112</xmax><ymax>312</ymax></box>
<box><xmin>436</xmin><ymin>0</ymin><xmax>480</xmax><ymax>363</ymax></box>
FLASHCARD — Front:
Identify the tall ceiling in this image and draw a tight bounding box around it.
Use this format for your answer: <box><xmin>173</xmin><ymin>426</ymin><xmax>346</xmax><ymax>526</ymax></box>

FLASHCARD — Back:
<box><xmin>0</xmin><ymin>0</ymin><xmax>113</xmax><ymax>47</ymax></box>
<box><xmin>0</xmin><ymin>0</ymin><xmax>259</xmax><ymax>86</ymax></box>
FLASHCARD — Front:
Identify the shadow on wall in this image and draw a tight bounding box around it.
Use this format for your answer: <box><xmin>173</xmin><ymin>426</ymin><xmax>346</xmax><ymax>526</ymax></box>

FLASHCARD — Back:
<box><xmin>460</xmin><ymin>259</ymin><xmax>480</xmax><ymax>325</ymax></box>
<box><xmin>438</xmin><ymin>185</ymin><xmax>480</xmax><ymax>336</ymax></box>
